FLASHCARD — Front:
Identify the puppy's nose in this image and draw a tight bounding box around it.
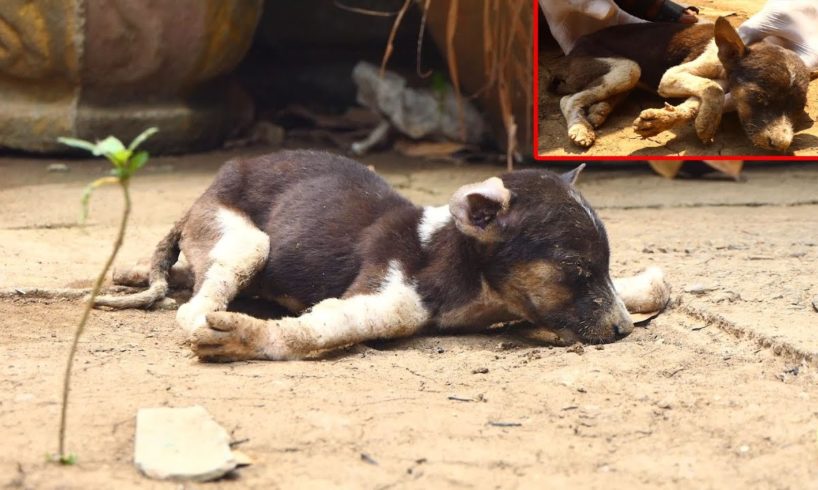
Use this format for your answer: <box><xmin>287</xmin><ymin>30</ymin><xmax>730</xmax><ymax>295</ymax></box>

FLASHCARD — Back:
<box><xmin>614</xmin><ymin>321</ymin><xmax>634</xmax><ymax>339</ymax></box>
<box><xmin>760</xmin><ymin>119</ymin><xmax>793</xmax><ymax>152</ymax></box>
<box><xmin>768</xmin><ymin>136</ymin><xmax>791</xmax><ymax>152</ymax></box>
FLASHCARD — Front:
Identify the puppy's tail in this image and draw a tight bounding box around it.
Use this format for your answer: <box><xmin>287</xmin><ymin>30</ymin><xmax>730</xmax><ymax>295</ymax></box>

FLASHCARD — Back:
<box><xmin>93</xmin><ymin>220</ymin><xmax>183</xmax><ymax>309</ymax></box>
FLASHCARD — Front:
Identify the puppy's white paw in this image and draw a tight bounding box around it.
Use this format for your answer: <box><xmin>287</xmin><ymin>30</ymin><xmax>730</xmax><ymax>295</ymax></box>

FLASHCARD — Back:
<box><xmin>615</xmin><ymin>267</ymin><xmax>672</xmax><ymax>314</ymax></box>
<box><xmin>587</xmin><ymin>102</ymin><xmax>612</xmax><ymax>128</ymax></box>
<box><xmin>190</xmin><ymin>312</ymin><xmax>267</xmax><ymax>362</ymax></box>
<box><xmin>634</xmin><ymin>107</ymin><xmax>677</xmax><ymax>137</ymax></box>
<box><xmin>176</xmin><ymin>300</ymin><xmax>212</xmax><ymax>334</ymax></box>
<box><xmin>568</xmin><ymin>123</ymin><xmax>596</xmax><ymax>147</ymax></box>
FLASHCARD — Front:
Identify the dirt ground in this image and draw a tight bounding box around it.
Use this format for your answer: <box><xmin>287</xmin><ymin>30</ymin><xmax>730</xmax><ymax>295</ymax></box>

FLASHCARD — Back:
<box><xmin>537</xmin><ymin>0</ymin><xmax>818</xmax><ymax>157</ymax></box>
<box><xmin>1</xmin><ymin>150</ymin><xmax>818</xmax><ymax>489</ymax></box>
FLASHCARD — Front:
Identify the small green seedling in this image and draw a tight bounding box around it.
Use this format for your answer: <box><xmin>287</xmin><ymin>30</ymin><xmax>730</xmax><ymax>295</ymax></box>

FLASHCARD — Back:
<box><xmin>53</xmin><ymin>127</ymin><xmax>158</xmax><ymax>465</ymax></box>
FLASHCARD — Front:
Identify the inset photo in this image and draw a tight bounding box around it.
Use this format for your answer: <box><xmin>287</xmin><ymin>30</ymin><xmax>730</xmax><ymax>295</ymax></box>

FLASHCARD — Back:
<box><xmin>534</xmin><ymin>0</ymin><xmax>818</xmax><ymax>158</ymax></box>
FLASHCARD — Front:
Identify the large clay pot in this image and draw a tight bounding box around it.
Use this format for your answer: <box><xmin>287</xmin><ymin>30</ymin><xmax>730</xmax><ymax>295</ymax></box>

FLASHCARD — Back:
<box><xmin>0</xmin><ymin>0</ymin><xmax>262</xmax><ymax>153</ymax></box>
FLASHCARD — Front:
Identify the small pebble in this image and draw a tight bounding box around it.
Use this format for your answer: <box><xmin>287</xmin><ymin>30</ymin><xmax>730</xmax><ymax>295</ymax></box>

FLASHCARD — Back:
<box><xmin>47</xmin><ymin>163</ymin><xmax>69</xmax><ymax>173</ymax></box>
<box><xmin>684</xmin><ymin>284</ymin><xmax>714</xmax><ymax>295</ymax></box>
<box><xmin>812</xmin><ymin>296</ymin><xmax>818</xmax><ymax>313</ymax></box>
<box><xmin>360</xmin><ymin>453</ymin><xmax>378</xmax><ymax>465</ymax></box>
<box><xmin>436</xmin><ymin>347</ymin><xmax>445</xmax><ymax>354</ymax></box>
<box><xmin>566</xmin><ymin>344</ymin><xmax>585</xmax><ymax>355</ymax></box>
<box><xmin>472</xmin><ymin>367</ymin><xmax>489</xmax><ymax>374</ymax></box>
<box><xmin>713</xmin><ymin>291</ymin><xmax>741</xmax><ymax>303</ymax></box>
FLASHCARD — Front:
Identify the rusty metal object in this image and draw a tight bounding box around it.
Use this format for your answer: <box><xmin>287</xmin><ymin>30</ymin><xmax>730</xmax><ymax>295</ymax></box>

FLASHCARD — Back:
<box><xmin>0</xmin><ymin>0</ymin><xmax>262</xmax><ymax>153</ymax></box>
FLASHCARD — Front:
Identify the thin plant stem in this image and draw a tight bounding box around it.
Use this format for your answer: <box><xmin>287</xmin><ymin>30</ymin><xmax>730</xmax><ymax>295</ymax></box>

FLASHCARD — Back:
<box><xmin>58</xmin><ymin>179</ymin><xmax>131</xmax><ymax>461</ymax></box>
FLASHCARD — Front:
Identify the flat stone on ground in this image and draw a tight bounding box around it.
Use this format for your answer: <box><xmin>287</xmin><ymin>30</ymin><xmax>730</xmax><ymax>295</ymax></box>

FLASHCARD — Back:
<box><xmin>134</xmin><ymin>406</ymin><xmax>239</xmax><ymax>482</ymax></box>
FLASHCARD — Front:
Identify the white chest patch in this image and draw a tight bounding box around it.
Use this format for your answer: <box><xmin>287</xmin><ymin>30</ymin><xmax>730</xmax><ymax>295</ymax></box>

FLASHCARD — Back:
<box><xmin>418</xmin><ymin>205</ymin><xmax>452</xmax><ymax>247</ymax></box>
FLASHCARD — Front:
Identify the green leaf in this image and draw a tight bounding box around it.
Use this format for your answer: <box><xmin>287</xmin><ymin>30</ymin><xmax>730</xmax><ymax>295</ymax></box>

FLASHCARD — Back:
<box><xmin>80</xmin><ymin>176</ymin><xmax>120</xmax><ymax>223</ymax></box>
<box><xmin>93</xmin><ymin>136</ymin><xmax>126</xmax><ymax>157</ymax></box>
<box><xmin>109</xmin><ymin>148</ymin><xmax>132</xmax><ymax>168</ymax></box>
<box><xmin>46</xmin><ymin>452</ymin><xmax>78</xmax><ymax>465</ymax></box>
<box><xmin>57</xmin><ymin>137</ymin><xmax>96</xmax><ymax>154</ymax></box>
<box><xmin>128</xmin><ymin>127</ymin><xmax>158</xmax><ymax>152</ymax></box>
<box><xmin>129</xmin><ymin>151</ymin><xmax>149</xmax><ymax>171</ymax></box>
<box><xmin>59</xmin><ymin>454</ymin><xmax>77</xmax><ymax>465</ymax></box>
<box><xmin>431</xmin><ymin>72</ymin><xmax>448</xmax><ymax>95</ymax></box>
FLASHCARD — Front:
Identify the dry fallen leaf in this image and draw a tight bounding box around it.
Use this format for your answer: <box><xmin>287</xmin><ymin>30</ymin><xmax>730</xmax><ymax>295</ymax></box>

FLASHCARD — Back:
<box><xmin>630</xmin><ymin>310</ymin><xmax>662</xmax><ymax>325</ymax></box>
<box><xmin>648</xmin><ymin>161</ymin><xmax>683</xmax><ymax>178</ymax></box>
<box><xmin>702</xmin><ymin>160</ymin><xmax>744</xmax><ymax>178</ymax></box>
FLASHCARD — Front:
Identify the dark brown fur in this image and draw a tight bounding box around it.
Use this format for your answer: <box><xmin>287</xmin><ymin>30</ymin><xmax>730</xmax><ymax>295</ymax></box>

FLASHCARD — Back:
<box><xmin>110</xmin><ymin>150</ymin><xmax>631</xmax><ymax>344</ymax></box>
<box><xmin>553</xmin><ymin>22</ymin><xmax>713</xmax><ymax>92</ymax></box>
<box><xmin>550</xmin><ymin>18</ymin><xmax>811</xmax><ymax>151</ymax></box>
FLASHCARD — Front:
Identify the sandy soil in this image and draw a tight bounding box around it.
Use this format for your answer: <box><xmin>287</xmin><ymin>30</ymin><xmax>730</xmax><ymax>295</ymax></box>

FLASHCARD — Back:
<box><xmin>1</xmin><ymin>151</ymin><xmax>818</xmax><ymax>489</ymax></box>
<box><xmin>537</xmin><ymin>0</ymin><xmax>818</xmax><ymax>158</ymax></box>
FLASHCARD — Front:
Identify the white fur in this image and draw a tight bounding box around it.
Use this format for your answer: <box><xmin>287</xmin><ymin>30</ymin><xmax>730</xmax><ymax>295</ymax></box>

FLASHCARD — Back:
<box><xmin>418</xmin><ymin>205</ymin><xmax>452</xmax><ymax>247</ymax></box>
<box><xmin>613</xmin><ymin>267</ymin><xmax>670</xmax><ymax>314</ymax></box>
<box><xmin>237</xmin><ymin>260</ymin><xmax>430</xmax><ymax>360</ymax></box>
<box><xmin>176</xmin><ymin>207</ymin><xmax>269</xmax><ymax>333</ymax></box>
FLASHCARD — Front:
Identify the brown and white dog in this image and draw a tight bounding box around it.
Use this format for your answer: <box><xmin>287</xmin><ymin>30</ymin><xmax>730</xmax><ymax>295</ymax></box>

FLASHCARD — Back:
<box><xmin>550</xmin><ymin>17</ymin><xmax>812</xmax><ymax>151</ymax></box>
<box><xmin>96</xmin><ymin>150</ymin><xmax>669</xmax><ymax>362</ymax></box>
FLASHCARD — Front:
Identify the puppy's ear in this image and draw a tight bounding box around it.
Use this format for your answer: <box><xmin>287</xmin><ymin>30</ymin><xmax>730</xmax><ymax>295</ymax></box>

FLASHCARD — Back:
<box><xmin>560</xmin><ymin>163</ymin><xmax>586</xmax><ymax>185</ymax></box>
<box><xmin>714</xmin><ymin>17</ymin><xmax>747</xmax><ymax>70</ymax></box>
<box><xmin>449</xmin><ymin>177</ymin><xmax>512</xmax><ymax>242</ymax></box>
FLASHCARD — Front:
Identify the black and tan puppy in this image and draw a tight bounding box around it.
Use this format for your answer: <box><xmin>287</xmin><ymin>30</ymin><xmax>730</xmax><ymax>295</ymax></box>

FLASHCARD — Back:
<box><xmin>551</xmin><ymin>17</ymin><xmax>811</xmax><ymax>151</ymax></box>
<box><xmin>96</xmin><ymin>150</ymin><xmax>669</xmax><ymax>361</ymax></box>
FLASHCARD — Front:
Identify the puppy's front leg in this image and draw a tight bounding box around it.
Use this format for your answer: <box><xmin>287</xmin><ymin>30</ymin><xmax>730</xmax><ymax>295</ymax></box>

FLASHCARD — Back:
<box><xmin>634</xmin><ymin>97</ymin><xmax>701</xmax><ymax>137</ymax></box>
<box><xmin>654</xmin><ymin>46</ymin><xmax>726</xmax><ymax>144</ymax></box>
<box><xmin>191</xmin><ymin>262</ymin><xmax>430</xmax><ymax>362</ymax></box>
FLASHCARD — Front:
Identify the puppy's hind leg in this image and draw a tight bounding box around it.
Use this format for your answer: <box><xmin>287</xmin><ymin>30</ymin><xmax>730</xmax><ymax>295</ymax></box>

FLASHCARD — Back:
<box><xmin>176</xmin><ymin>206</ymin><xmax>269</xmax><ymax>334</ymax></box>
<box><xmin>561</xmin><ymin>58</ymin><xmax>640</xmax><ymax>148</ymax></box>
<box><xmin>587</xmin><ymin>92</ymin><xmax>629</xmax><ymax>128</ymax></box>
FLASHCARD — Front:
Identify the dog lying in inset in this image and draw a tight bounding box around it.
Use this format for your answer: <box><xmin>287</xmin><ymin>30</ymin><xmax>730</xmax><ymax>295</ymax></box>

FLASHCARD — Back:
<box><xmin>95</xmin><ymin>150</ymin><xmax>670</xmax><ymax>362</ymax></box>
<box><xmin>550</xmin><ymin>17</ymin><xmax>812</xmax><ymax>151</ymax></box>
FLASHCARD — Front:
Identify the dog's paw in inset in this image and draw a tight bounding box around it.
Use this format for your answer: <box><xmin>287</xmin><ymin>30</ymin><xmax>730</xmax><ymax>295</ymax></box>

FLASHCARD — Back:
<box><xmin>587</xmin><ymin>101</ymin><xmax>614</xmax><ymax>128</ymax></box>
<box><xmin>695</xmin><ymin>113</ymin><xmax>720</xmax><ymax>144</ymax></box>
<box><xmin>634</xmin><ymin>107</ymin><xmax>678</xmax><ymax>137</ymax></box>
<box><xmin>568</xmin><ymin>122</ymin><xmax>596</xmax><ymax>147</ymax></box>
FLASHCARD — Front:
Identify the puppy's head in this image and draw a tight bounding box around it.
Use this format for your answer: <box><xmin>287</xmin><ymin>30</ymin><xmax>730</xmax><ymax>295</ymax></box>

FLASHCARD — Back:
<box><xmin>449</xmin><ymin>165</ymin><xmax>632</xmax><ymax>344</ymax></box>
<box><xmin>715</xmin><ymin>17</ymin><xmax>810</xmax><ymax>152</ymax></box>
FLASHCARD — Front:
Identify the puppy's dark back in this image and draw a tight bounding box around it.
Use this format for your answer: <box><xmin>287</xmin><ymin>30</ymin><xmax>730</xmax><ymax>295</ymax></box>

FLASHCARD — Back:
<box><xmin>206</xmin><ymin>150</ymin><xmax>416</xmax><ymax>306</ymax></box>
<box><xmin>569</xmin><ymin>22</ymin><xmax>714</xmax><ymax>88</ymax></box>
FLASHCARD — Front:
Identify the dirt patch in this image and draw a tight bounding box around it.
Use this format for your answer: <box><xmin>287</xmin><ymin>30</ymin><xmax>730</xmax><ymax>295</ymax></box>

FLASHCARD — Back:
<box><xmin>2</xmin><ymin>299</ymin><xmax>817</xmax><ymax>488</ymax></box>
<box><xmin>537</xmin><ymin>0</ymin><xmax>818</xmax><ymax>157</ymax></box>
<box><xmin>1</xmin><ymin>154</ymin><xmax>817</xmax><ymax>488</ymax></box>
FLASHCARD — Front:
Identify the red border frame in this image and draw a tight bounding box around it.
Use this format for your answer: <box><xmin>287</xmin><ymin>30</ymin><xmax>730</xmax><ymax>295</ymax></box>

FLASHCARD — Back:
<box><xmin>530</xmin><ymin>0</ymin><xmax>816</xmax><ymax>161</ymax></box>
